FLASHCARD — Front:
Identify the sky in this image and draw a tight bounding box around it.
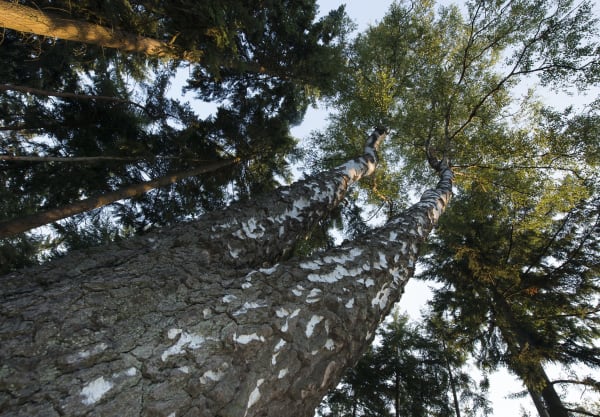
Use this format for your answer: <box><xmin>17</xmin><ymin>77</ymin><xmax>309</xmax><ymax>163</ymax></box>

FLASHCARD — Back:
<box><xmin>290</xmin><ymin>1</ymin><xmax>600</xmax><ymax>416</ymax></box>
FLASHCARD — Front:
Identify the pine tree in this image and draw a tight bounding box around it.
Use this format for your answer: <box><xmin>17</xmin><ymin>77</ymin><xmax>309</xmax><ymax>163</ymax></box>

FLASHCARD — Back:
<box><xmin>0</xmin><ymin>0</ymin><xmax>352</xmax><ymax>272</ymax></box>
<box><xmin>420</xmin><ymin>167</ymin><xmax>599</xmax><ymax>417</ymax></box>
<box><xmin>320</xmin><ymin>312</ymin><xmax>492</xmax><ymax>417</ymax></box>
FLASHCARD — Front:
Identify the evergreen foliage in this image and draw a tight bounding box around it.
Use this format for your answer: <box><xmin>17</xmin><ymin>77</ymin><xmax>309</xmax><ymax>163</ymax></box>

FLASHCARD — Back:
<box><xmin>308</xmin><ymin>1</ymin><xmax>600</xmax><ymax>415</ymax></box>
<box><xmin>319</xmin><ymin>312</ymin><xmax>492</xmax><ymax>417</ymax></box>
<box><xmin>0</xmin><ymin>0</ymin><xmax>351</xmax><ymax>273</ymax></box>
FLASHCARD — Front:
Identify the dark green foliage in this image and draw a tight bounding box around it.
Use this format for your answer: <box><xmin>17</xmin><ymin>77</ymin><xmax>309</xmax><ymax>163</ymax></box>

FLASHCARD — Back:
<box><xmin>0</xmin><ymin>0</ymin><xmax>352</xmax><ymax>272</ymax></box>
<box><xmin>319</xmin><ymin>312</ymin><xmax>492</xmax><ymax>417</ymax></box>
<box><xmin>419</xmin><ymin>172</ymin><xmax>600</xmax><ymax>415</ymax></box>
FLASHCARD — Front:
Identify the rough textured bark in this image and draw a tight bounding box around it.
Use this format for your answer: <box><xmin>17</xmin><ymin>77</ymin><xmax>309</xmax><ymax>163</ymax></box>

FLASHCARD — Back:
<box><xmin>0</xmin><ymin>1</ymin><xmax>178</xmax><ymax>59</ymax></box>
<box><xmin>0</xmin><ymin>129</ymin><xmax>454</xmax><ymax>417</ymax></box>
<box><xmin>0</xmin><ymin>159</ymin><xmax>239</xmax><ymax>238</ymax></box>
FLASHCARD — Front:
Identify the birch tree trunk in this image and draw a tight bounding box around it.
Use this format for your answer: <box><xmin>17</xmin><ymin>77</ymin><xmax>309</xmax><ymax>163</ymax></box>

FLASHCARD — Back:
<box><xmin>0</xmin><ymin>129</ymin><xmax>454</xmax><ymax>417</ymax></box>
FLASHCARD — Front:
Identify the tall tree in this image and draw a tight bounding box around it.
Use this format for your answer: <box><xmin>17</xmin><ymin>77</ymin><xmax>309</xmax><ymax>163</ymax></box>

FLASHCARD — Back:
<box><xmin>0</xmin><ymin>130</ymin><xmax>456</xmax><ymax>416</ymax></box>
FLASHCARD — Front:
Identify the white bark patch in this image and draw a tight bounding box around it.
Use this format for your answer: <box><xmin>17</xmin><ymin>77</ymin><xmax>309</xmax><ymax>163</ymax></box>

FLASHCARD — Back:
<box><xmin>200</xmin><ymin>369</ymin><xmax>225</xmax><ymax>384</ymax></box>
<box><xmin>241</xmin><ymin>282</ymin><xmax>252</xmax><ymax>289</ymax></box>
<box><xmin>259</xmin><ymin>265</ymin><xmax>278</xmax><ymax>275</ymax></box>
<box><xmin>286</xmin><ymin>197</ymin><xmax>311</xmax><ymax>219</ymax></box>
<box><xmin>323</xmin><ymin>248</ymin><xmax>363</xmax><ymax>265</ymax></box>
<box><xmin>306</xmin><ymin>288</ymin><xmax>322</xmax><ymax>304</ymax></box>
<box><xmin>378</xmin><ymin>252</ymin><xmax>388</xmax><ymax>269</ymax></box>
<box><xmin>278</xmin><ymin>368</ymin><xmax>289</xmax><ymax>379</ymax></box>
<box><xmin>305</xmin><ymin>315</ymin><xmax>324</xmax><ymax>338</ymax></box>
<box><xmin>221</xmin><ymin>294</ymin><xmax>237</xmax><ymax>303</ymax></box>
<box><xmin>81</xmin><ymin>376</ymin><xmax>113</xmax><ymax>405</ymax></box>
<box><xmin>371</xmin><ymin>286</ymin><xmax>392</xmax><ymax>310</ymax></box>
<box><xmin>162</xmin><ymin>331</ymin><xmax>205</xmax><ymax>361</ymax></box>
<box><xmin>67</xmin><ymin>342</ymin><xmax>108</xmax><ymax>363</ymax></box>
<box><xmin>307</xmin><ymin>264</ymin><xmax>350</xmax><ymax>283</ymax></box>
<box><xmin>241</xmin><ymin>218</ymin><xmax>265</xmax><ymax>239</ymax></box>
<box><xmin>233</xmin><ymin>301</ymin><xmax>267</xmax><ymax>316</ymax></box>
<box><xmin>227</xmin><ymin>244</ymin><xmax>241</xmax><ymax>259</ymax></box>
<box><xmin>299</xmin><ymin>260</ymin><xmax>322</xmax><ymax>270</ymax></box>
<box><xmin>411</xmin><ymin>241</ymin><xmax>418</xmax><ymax>254</ymax></box>
<box><xmin>278</xmin><ymin>309</ymin><xmax>299</xmax><ymax>332</ymax></box>
<box><xmin>178</xmin><ymin>366</ymin><xmax>190</xmax><ymax>374</ymax></box>
<box><xmin>246</xmin><ymin>379</ymin><xmax>265</xmax><ymax>414</ymax></box>
<box><xmin>291</xmin><ymin>284</ymin><xmax>304</xmax><ymax>296</ymax></box>
<box><xmin>234</xmin><ymin>333</ymin><xmax>265</xmax><ymax>345</ymax></box>
<box><xmin>167</xmin><ymin>328</ymin><xmax>182</xmax><ymax>339</ymax></box>
<box><xmin>274</xmin><ymin>339</ymin><xmax>287</xmax><ymax>351</ymax></box>
<box><xmin>364</xmin><ymin>278</ymin><xmax>375</xmax><ymax>288</ymax></box>
<box><xmin>345</xmin><ymin>298</ymin><xmax>354</xmax><ymax>309</ymax></box>
<box><xmin>390</xmin><ymin>267</ymin><xmax>402</xmax><ymax>285</ymax></box>
<box><xmin>325</xmin><ymin>339</ymin><xmax>335</xmax><ymax>350</ymax></box>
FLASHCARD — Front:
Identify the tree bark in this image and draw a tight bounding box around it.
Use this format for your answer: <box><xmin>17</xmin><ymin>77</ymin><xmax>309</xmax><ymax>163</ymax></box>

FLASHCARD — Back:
<box><xmin>528</xmin><ymin>387</ymin><xmax>552</xmax><ymax>417</ymax></box>
<box><xmin>0</xmin><ymin>129</ymin><xmax>454</xmax><ymax>417</ymax></box>
<box><xmin>0</xmin><ymin>1</ymin><xmax>181</xmax><ymax>60</ymax></box>
<box><xmin>0</xmin><ymin>158</ymin><xmax>239</xmax><ymax>238</ymax></box>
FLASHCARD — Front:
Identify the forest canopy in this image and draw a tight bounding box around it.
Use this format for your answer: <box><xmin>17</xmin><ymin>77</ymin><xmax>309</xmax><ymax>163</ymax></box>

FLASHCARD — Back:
<box><xmin>1</xmin><ymin>0</ymin><xmax>599</xmax><ymax>416</ymax></box>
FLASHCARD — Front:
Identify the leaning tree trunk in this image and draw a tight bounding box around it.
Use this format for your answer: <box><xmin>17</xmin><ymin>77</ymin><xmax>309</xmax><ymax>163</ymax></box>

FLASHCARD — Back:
<box><xmin>0</xmin><ymin>158</ymin><xmax>239</xmax><ymax>238</ymax></box>
<box><xmin>0</xmin><ymin>129</ymin><xmax>453</xmax><ymax>417</ymax></box>
<box><xmin>0</xmin><ymin>1</ymin><xmax>179</xmax><ymax>59</ymax></box>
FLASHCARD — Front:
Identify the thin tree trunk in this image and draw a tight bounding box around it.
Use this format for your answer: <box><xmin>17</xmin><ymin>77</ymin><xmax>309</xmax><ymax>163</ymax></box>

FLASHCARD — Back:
<box><xmin>443</xmin><ymin>340</ymin><xmax>462</xmax><ymax>417</ymax></box>
<box><xmin>0</xmin><ymin>130</ymin><xmax>454</xmax><ymax>417</ymax></box>
<box><xmin>539</xmin><ymin>367</ymin><xmax>571</xmax><ymax>417</ymax></box>
<box><xmin>0</xmin><ymin>155</ymin><xmax>145</xmax><ymax>163</ymax></box>
<box><xmin>394</xmin><ymin>372</ymin><xmax>400</xmax><ymax>417</ymax></box>
<box><xmin>0</xmin><ymin>1</ymin><xmax>181</xmax><ymax>59</ymax></box>
<box><xmin>0</xmin><ymin>155</ymin><xmax>220</xmax><ymax>163</ymax></box>
<box><xmin>0</xmin><ymin>83</ymin><xmax>146</xmax><ymax>111</ymax></box>
<box><xmin>529</xmin><ymin>387</ymin><xmax>552</xmax><ymax>417</ymax></box>
<box><xmin>492</xmin><ymin>293</ymin><xmax>570</xmax><ymax>417</ymax></box>
<box><xmin>0</xmin><ymin>158</ymin><xmax>239</xmax><ymax>238</ymax></box>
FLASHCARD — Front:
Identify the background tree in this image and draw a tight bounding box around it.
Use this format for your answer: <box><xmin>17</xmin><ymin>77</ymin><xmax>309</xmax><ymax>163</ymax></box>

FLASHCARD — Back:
<box><xmin>420</xmin><ymin>165</ymin><xmax>599</xmax><ymax>417</ymax></box>
<box><xmin>304</xmin><ymin>0</ymin><xmax>599</xmax><ymax>415</ymax></box>
<box><xmin>0</xmin><ymin>0</ymin><xmax>352</xmax><ymax>273</ymax></box>
<box><xmin>319</xmin><ymin>311</ymin><xmax>492</xmax><ymax>417</ymax></box>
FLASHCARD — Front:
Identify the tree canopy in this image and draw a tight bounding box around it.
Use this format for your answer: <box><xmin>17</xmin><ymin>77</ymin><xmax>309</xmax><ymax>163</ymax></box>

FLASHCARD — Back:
<box><xmin>1</xmin><ymin>0</ymin><xmax>599</xmax><ymax>416</ymax></box>
<box><xmin>0</xmin><ymin>0</ymin><xmax>352</xmax><ymax>273</ymax></box>
<box><xmin>306</xmin><ymin>0</ymin><xmax>599</xmax><ymax>416</ymax></box>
